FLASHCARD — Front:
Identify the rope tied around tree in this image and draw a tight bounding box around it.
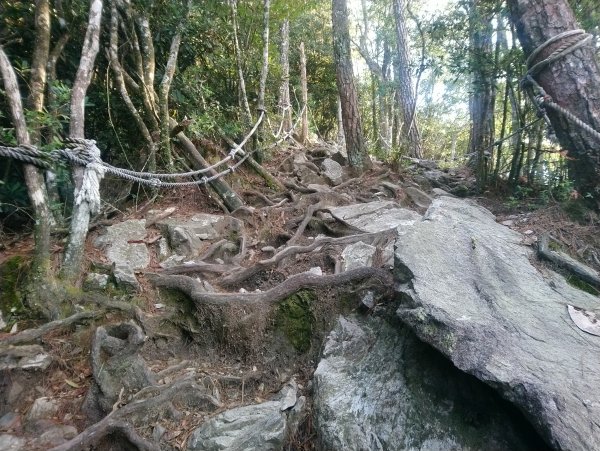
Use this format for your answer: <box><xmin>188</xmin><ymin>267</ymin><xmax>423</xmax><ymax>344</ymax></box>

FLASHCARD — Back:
<box><xmin>71</xmin><ymin>139</ymin><xmax>106</xmax><ymax>214</ymax></box>
<box><xmin>521</xmin><ymin>29</ymin><xmax>600</xmax><ymax>144</ymax></box>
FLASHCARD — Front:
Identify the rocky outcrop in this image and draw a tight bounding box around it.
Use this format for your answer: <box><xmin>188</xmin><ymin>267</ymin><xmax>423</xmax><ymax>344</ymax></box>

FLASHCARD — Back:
<box><xmin>313</xmin><ymin>314</ymin><xmax>546</xmax><ymax>450</ymax></box>
<box><xmin>394</xmin><ymin>196</ymin><xmax>600</xmax><ymax>450</ymax></box>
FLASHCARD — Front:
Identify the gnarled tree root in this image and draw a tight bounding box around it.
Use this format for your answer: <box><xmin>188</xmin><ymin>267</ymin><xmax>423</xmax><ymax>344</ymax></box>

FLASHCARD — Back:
<box><xmin>50</xmin><ymin>378</ymin><xmax>221</xmax><ymax>451</ymax></box>
<box><xmin>150</xmin><ymin>266</ymin><xmax>393</xmax><ymax>306</ymax></box>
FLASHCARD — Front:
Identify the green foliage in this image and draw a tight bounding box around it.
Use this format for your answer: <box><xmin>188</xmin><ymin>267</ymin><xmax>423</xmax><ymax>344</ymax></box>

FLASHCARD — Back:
<box><xmin>0</xmin><ymin>256</ymin><xmax>29</xmax><ymax>320</ymax></box>
<box><xmin>275</xmin><ymin>290</ymin><xmax>315</xmax><ymax>353</ymax></box>
<box><xmin>566</xmin><ymin>275</ymin><xmax>600</xmax><ymax>296</ymax></box>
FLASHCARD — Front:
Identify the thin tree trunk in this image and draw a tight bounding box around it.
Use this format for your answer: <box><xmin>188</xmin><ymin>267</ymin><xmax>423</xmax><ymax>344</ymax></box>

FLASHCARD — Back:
<box><xmin>336</xmin><ymin>96</ymin><xmax>345</xmax><ymax>145</ymax></box>
<box><xmin>392</xmin><ymin>0</ymin><xmax>422</xmax><ymax>158</ymax></box>
<box><xmin>230</xmin><ymin>0</ymin><xmax>252</xmax><ymax>123</ymax></box>
<box><xmin>255</xmin><ymin>0</ymin><xmax>270</xmax><ymax>162</ymax></box>
<box><xmin>159</xmin><ymin>30</ymin><xmax>183</xmax><ymax>170</ymax></box>
<box><xmin>62</xmin><ymin>0</ymin><xmax>103</xmax><ymax>282</ymax></box>
<box><xmin>332</xmin><ymin>0</ymin><xmax>371</xmax><ymax>171</ymax></box>
<box><xmin>299</xmin><ymin>42</ymin><xmax>309</xmax><ymax>144</ymax></box>
<box><xmin>278</xmin><ymin>18</ymin><xmax>292</xmax><ymax>134</ymax></box>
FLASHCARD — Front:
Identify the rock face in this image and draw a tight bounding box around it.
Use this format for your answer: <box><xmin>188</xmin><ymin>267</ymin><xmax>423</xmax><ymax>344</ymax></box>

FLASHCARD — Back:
<box><xmin>394</xmin><ymin>197</ymin><xmax>600</xmax><ymax>451</ymax></box>
<box><xmin>187</xmin><ymin>381</ymin><xmax>304</xmax><ymax>451</ymax></box>
<box><xmin>329</xmin><ymin>201</ymin><xmax>421</xmax><ymax>233</ymax></box>
<box><xmin>313</xmin><ymin>314</ymin><xmax>547</xmax><ymax>451</ymax></box>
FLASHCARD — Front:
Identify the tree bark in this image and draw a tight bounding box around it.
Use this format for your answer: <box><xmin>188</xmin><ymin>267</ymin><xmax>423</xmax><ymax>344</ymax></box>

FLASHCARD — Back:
<box><xmin>467</xmin><ymin>0</ymin><xmax>495</xmax><ymax>189</ymax></box>
<box><xmin>255</xmin><ymin>0</ymin><xmax>271</xmax><ymax>162</ymax></box>
<box><xmin>62</xmin><ymin>0</ymin><xmax>103</xmax><ymax>282</ymax></box>
<box><xmin>230</xmin><ymin>0</ymin><xmax>252</xmax><ymax>123</ymax></box>
<box><xmin>507</xmin><ymin>0</ymin><xmax>600</xmax><ymax>200</ymax></box>
<box><xmin>332</xmin><ymin>0</ymin><xmax>371</xmax><ymax>171</ymax></box>
<box><xmin>392</xmin><ymin>0</ymin><xmax>422</xmax><ymax>159</ymax></box>
<box><xmin>299</xmin><ymin>42</ymin><xmax>309</xmax><ymax>144</ymax></box>
<box><xmin>278</xmin><ymin>19</ymin><xmax>292</xmax><ymax>134</ymax></box>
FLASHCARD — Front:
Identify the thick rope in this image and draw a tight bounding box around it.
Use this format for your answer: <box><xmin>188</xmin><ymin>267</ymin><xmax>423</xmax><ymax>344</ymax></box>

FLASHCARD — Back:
<box><xmin>0</xmin><ymin>111</ymin><xmax>268</xmax><ymax>189</ymax></box>
<box><xmin>521</xmin><ymin>29</ymin><xmax>600</xmax><ymax>144</ymax></box>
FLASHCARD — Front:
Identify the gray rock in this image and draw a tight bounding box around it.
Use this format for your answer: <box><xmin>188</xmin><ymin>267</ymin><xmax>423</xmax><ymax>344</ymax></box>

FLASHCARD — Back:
<box><xmin>330</xmin><ymin>148</ymin><xmax>348</xmax><ymax>166</ymax></box>
<box><xmin>394</xmin><ymin>196</ymin><xmax>600</xmax><ymax>451</ymax></box>
<box><xmin>329</xmin><ymin>201</ymin><xmax>421</xmax><ymax>234</ymax></box>
<box><xmin>0</xmin><ymin>413</ymin><xmax>19</xmax><ymax>431</ymax></box>
<box><xmin>157</xmin><ymin>215</ymin><xmax>243</xmax><ymax>257</ymax></box>
<box><xmin>95</xmin><ymin>219</ymin><xmax>150</xmax><ymax>270</ymax></box>
<box><xmin>159</xmin><ymin>254</ymin><xmax>186</xmax><ymax>269</ymax></box>
<box><xmin>113</xmin><ymin>265</ymin><xmax>139</xmax><ymax>291</ymax></box>
<box><xmin>187</xmin><ymin>383</ymin><xmax>302</xmax><ymax>451</ymax></box>
<box><xmin>404</xmin><ymin>186</ymin><xmax>434</xmax><ymax>208</ymax></box>
<box><xmin>0</xmin><ymin>312</ymin><xmax>5</xmax><ymax>330</ymax></box>
<box><xmin>360</xmin><ymin>291</ymin><xmax>375</xmax><ymax>309</ymax></box>
<box><xmin>83</xmin><ymin>272</ymin><xmax>109</xmax><ymax>291</ymax></box>
<box><xmin>321</xmin><ymin>158</ymin><xmax>344</xmax><ymax>186</ymax></box>
<box><xmin>0</xmin><ymin>345</ymin><xmax>52</xmax><ymax>371</ymax></box>
<box><xmin>26</xmin><ymin>397</ymin><xmax>59</xmax><ymax>422</ymax></box>
<box><xmin>431</xmin><ymin>187</ymin><xmax>454</xmax><ymax>197</ymax></box>
<box><xmin>314</xmin><ymin>315</ymin><xmax>546</xmax><ymax>451</ymax></box>
<box><xmin>0</xmin><ymin>434</ymin><xmax>25</xmax><ymax>451</ymax></box>
<box><xmin>341</xmin><ymin>241</ymin><xmax>376</xmax><ymax>271</ymax></box>
<box><xmin>35</xmin><ymin>425</ymin><xmax>77</xmax><ymax>447</ymax></box>
<box><xmin>157</xmin><ymin>237</ymin><xmax>171</xmax><ymax>261</ymax></box>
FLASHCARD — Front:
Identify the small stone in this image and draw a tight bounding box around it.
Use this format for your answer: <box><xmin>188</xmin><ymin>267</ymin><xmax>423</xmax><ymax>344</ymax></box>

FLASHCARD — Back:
<box><xmin>154</xmin><ymin>303</ymin><xmax>165</xmax><ymax>309</ymax></box>
<box><xmin>321</xmin><ymin>158</ymin><xmax>344</xmax><ymax>186</ymax></box>
<box><xmin>524</xmin><ymin>230</ymin><xmax>534</xmax><ymax>235</ymax></box>
<box><xmin>113</xmin><ymin>265</ymin><xmax>139</xmax><ymax>291</ymax></box>
<box><xmin>500</xmin><ymin>220</ymin><xmax>515</xmax><ymax>227</ymax></box>
<box><xmin>309</xmin><ymin>267</ymin><xmax>323</xmax><ymax>276</ymax></box>
<box><xmin>361</xmin><ymin>292</ymin><xmax>375</xmax><ymax>309</ymax></box>
<box><xmin>239</xmin><ymin>288</ymin><xmax>247</xmax><ymax>293</ymax></box>
<box><xmin>157</xmin><ymin>237</ymin><xmax>171</xmax><ymax>261</ymax></box>
<box><xmin>36</xmin><ymin>425</ymin><xmax>78</xmax><ymax>447</ymax></box>
<box><xmin>0</xmin><ymin>311</ymin><xmax>5</xmax><ymax>330</ymax></box>
<box><xmin>341</xmin><ymin>242</ymin><xmax>377</xmax><ymax>271</ymax></box>
<box><xmin>153</xmin><ymin>424</ymin><xmax>166</xmax><ymax>442</ymax></box>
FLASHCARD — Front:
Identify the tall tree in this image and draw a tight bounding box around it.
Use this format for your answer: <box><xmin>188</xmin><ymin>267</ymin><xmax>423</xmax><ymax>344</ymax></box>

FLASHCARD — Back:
<box><xmin>507</xmin><ymin>0</ymin><xmax>600</xmax><ymax>201</ymax></box>
<box><xmin>392</xmin><ymin>0</ymin><xmax>422</xmax><ymax>158</ymax></box>
<box><xmin>467</xmin><ymin>0</ymin><xmax>495</xmax><ymax>189</ymax></box>
<box><xmin>332</xmin><ymin>0</ymin><xmax>371</xmax><ymax>171</ymax></box>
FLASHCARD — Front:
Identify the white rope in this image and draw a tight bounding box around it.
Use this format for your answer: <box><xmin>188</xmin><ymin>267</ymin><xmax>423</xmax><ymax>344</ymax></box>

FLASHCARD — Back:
<box><xmin>74</xmin><ymin>140</ymin><xmax>105</xmax><ymax>214</ymax></box>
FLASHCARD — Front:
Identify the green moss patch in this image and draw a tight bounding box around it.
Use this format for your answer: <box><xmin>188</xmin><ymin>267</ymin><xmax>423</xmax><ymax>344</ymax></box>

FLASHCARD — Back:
<box><xmin>275</xmin><ymin>290</ymin><xmax>315</xmax><ymax>353</ymax></box>
<box><xmin>0</xmin><ymin>256</ymin><xmax>29</xmax><ymax>317</ymax></box>
<box><xmin>567</xmin><ymin>275</ymin><xmax>600</xmax><ymax>296</ymax></box>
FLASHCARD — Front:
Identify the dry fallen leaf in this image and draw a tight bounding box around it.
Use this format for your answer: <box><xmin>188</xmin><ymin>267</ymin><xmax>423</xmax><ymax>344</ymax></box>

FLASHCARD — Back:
<box><xmin>568</xmin><ymin>305</ymin><xmax>600</xmax><ymax>336</ymax></box>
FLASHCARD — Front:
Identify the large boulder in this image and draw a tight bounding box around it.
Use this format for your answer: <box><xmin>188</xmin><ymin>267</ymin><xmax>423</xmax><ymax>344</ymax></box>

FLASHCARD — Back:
<box><xmin>394</xmin><ymin>196</ymin><xmax>600</xmax><ymax>450</ymax></box>
<box><xmin>313</xmin><ymin>314</ymin><xmax>546</xmax><ymax>450</ymax></box>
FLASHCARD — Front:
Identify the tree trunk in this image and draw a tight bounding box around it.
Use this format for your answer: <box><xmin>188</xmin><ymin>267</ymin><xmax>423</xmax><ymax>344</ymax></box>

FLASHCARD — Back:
<box><xmin>61</xmin><ymin>0</ymin><xmax>103</xmax><ymax>282</ymax></box>
<box><xmin>332</xmin><ymin>0</ymin><xmax>371</xmax><ymax>171</ymax></box>
<box><xmin>507</xmin><ymin>0</ymin><xmax>600</xmax><ymax>200</ymax></box>
<box><xmin>392</xmin><ymin>0</ymin><xmax>422</xmax><ymax>159</ymax></box>
<box><xmin>299</xmin><ymin>42</ymin><xmax>309</xmax><ymax>144</ymax></box>
<box><xmin>467</xmin><ymin>0</ymin><xmax>495</xmax><ymax>190</ymax></box>
<box><xmin>230</xmin><ymin>0</ymin><xmax>252</xmax><ymax>123</ymax></box>
<box><xmin>255</xmin><ymin>0</ymin><xmax>271</xmax><ymax>162</ymax></box>
<box><xmin>278</xmin><ymin>19</ymin><xmax>292</xmax><ymax>134</ymax></box>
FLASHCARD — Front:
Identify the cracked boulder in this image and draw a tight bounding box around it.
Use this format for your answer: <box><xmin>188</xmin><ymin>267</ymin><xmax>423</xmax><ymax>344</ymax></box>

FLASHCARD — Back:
<box><xmin>329</xmin><ymin>201</ymin><xmax>421</xmax><ymax>234</ymax></box>
<box><xmin>313</xmin><ymin>314</ymin><xmax>546</xmax><ymax>450</ymax></box>
<box><xmin>394</xmin><ymin>196</ymin><xmax>600</xmax><ymax>450</ymax></box>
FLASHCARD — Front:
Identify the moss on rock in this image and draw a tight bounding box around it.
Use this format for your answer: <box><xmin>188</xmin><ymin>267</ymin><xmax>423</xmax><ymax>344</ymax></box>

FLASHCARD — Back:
<box><xmin>275</xmin><ymin>290</ymin><xmax>315</xmax><ymax>353</ymax></box>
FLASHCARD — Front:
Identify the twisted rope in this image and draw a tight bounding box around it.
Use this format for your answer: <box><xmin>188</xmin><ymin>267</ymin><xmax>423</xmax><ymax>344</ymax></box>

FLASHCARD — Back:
<box><xmin>521</xmin><ymin>29</ymin><xmax>600</xmax><ymax>145</ymax></box>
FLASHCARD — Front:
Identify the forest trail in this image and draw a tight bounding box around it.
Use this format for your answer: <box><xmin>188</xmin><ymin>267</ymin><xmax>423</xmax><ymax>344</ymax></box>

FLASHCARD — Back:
<box><xmin>1</xmin><ymin>145</ymin><xmax>599</xmax><ymax>450</ymax></box>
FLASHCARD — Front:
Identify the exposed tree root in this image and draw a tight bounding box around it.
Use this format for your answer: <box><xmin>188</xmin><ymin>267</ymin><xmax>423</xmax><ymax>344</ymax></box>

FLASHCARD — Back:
<box><xmin>283</xmin><ymin>179</ymin><xmax>317</xmax><ymax>194</ymax></box>
<box><xmin>538</xmin><ymin>233</ymin><xmax>600</xmax><ymax>288</ymax></box>
<box><xmin>157</xmin><ymin>262</ymin><xmax>239</xmax><ymax>276</ymax></box>
<box><xmin>219</xmin><ymin>231</ymin><xmax>388</xmax><ymax>287</ymax></box>
<box><xmin>152</xmin><ymin>267</ymin><xmax>393</xmax><ymax>306</ymax></box>
<box><xmin>50</xmin><ymin>377</ymin><xmax>221</xmax><ymax>451</ymax></box>
<box><xmin>286</xmin><ymin>201</ymin><xmax>324</xmax><ymax>246</ymax></box>
<box><xmin>2</xmin><ymin>311</ymin><xmax>100</xmax><ymax>346</ymax></box>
